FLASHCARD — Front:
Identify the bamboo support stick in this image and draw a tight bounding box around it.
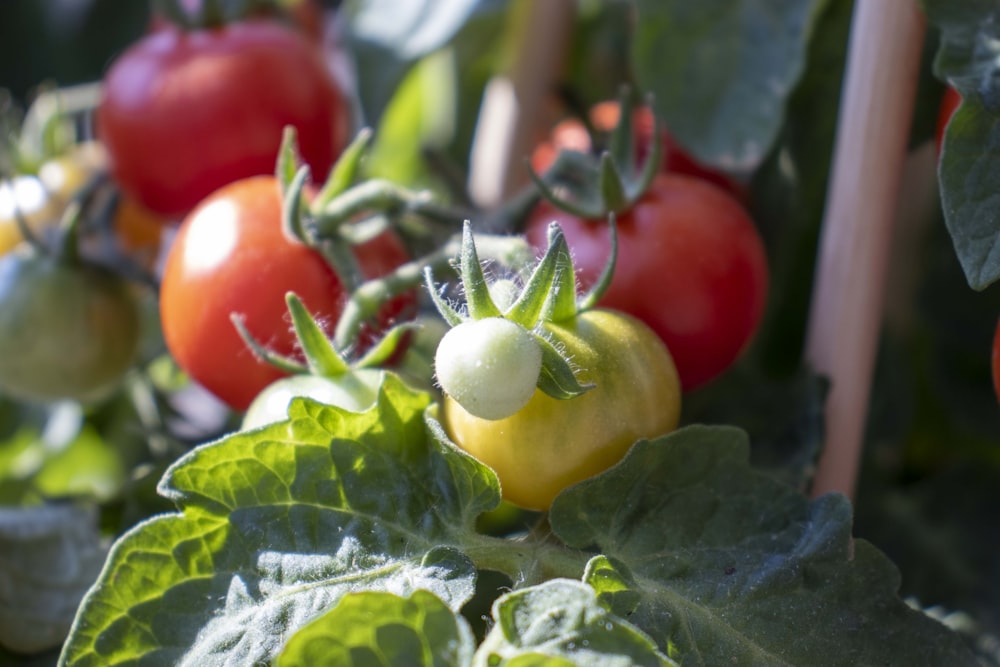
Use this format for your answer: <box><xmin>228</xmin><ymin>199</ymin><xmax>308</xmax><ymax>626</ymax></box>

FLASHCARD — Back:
<box><xmin>467</xmin><ymin>0</ymin><xmax>575</xmax><ymax>207</ymax></box>
<box><xmin>806</xmin><ymin>0</ymin><xmax>926</xmax><ymax>500</ymax></box>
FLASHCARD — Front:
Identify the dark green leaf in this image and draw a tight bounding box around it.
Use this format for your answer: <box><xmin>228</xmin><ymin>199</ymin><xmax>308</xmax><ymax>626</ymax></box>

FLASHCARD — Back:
<box><xmin>549</xmin><ymin>426</ymin><xmax>978</xmax><ymax>666</ymax></box>
<box><xmin>632</xmin><ymin>0</ymin><xmax>829</xmax><ymax>172</ymax></box>
<box><xmin>0</xmin><ymin>504</ymin><xmax>106</xmax><ymax>654</ymax></box>
<box><xmin>928</xmin><ymin>0</ymin><xmax>1000</xmax><ymax>289</ymax></box>
<box><xmin>276</xmin><ymin>589</ymin><xmax>476</xmax><ymax>666</ymax></box>
<box><xmin>474</xmin><ymin>578</ymin><xmax>676</xmax><ymax>666</ymax></box>
<box><xmin>344</xmin><ymin>0</ymin><xmax>498</xmax><ymax>127</ymax></box>
<box><xmin>59</xmin><ymin>376</ymin><xmax>496</xmax><ymax>666</ymax></box>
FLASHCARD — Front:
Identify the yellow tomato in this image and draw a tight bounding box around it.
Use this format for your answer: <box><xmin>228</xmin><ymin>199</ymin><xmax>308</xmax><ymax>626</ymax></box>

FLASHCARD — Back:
<box><xmin>441</xmin><ymin>309</ymin><xmax>682</xmax><ymax>510</ymax></box>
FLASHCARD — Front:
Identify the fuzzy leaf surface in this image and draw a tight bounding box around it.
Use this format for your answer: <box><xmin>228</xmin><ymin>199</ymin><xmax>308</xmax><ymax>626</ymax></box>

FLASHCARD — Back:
<box><xmin>549</xmin><ymin>425</ymin><xmax>978</xmax><ymax>666</ymax></box>
<box><xmin>473</xmin><ymin>578</ymin><xmax>676</xmax><ymax>667</ymax></box>
<box><xmin>276</xmin><ymin>589</ymin><xmax>476</xmax><ymax>667</ymax></box>
<box><xmin>58</xmin><ymin>375</ymin><xmax>496</xmax><ymax>666</ymax></box>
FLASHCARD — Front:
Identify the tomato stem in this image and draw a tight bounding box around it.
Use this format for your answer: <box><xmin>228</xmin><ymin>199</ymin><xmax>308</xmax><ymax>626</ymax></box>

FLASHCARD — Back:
<box><xmin>334</xmin><ymin>232</ymin><xmax>534</xmax><ymax>351</ymax></box>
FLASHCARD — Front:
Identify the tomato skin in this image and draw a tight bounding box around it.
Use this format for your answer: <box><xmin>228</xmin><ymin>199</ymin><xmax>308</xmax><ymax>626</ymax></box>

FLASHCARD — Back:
<box><xmin>527</xmin><ymin>173</ymin><xmax>768</xmax><ymax>392</ymax></box>
<box><xmin>935</xmin><ymin>87</ymin><xmax>962</xmax><ymax>156</ymax></box>
<box><xmin>98</xmin><ymin>20</ymin><xmax>347</xmax><ymax>218</ymax></box>
<box><xmin>441</xmin><ymin>309</ymin><xmax>681</xmax><ymax>510</ymax></box>
<box><xmin>532</xmin><ymin>101</ymin><xmax>745</xmax><ymax>200</ymax></box>
<box><xmin>242</xmin><ymin>369</ymin><xmax>384</xmax><ymax>430</ymax></box>
<box><xmin>0</xmin><ymin>249</ymin><xmax>140</xmax><ymax>403</ymax></box>
<box><xmin>160</xmin><ymin>176</ymin><xmax>413</xmax><ymax>411</ymax></box>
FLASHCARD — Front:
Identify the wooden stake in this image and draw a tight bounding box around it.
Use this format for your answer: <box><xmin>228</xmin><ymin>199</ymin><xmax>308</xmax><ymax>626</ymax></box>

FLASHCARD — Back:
<box><xmin>467</xmin><ymin>0</ymin><xmax>575</xmax><ymax>207</ymax></box>
<box><xmin>806</xmin><ymin>0</ymin><xmax>926</xmax><ymax>500</ymax></box>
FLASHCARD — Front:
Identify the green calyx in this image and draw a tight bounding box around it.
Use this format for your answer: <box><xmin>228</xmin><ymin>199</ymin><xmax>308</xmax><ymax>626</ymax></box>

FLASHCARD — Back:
<box><xmin>528</xmin><ymin>89</ymin><xmax>661</xmax><ymax>219</ymax></box>
<box><xmin>153</xmin><ymin>0</ymin><xmax>289</xmax><ymax>30</ymax></box>
<box><xmin>232</xmin><ymin>291</ymin><xmax>413</xmax><ymax>379</ymax></box>
<box><xmin>426</xmin><ymin>220</ymin><xmax>618</xmax><ymax>401</ymax></box>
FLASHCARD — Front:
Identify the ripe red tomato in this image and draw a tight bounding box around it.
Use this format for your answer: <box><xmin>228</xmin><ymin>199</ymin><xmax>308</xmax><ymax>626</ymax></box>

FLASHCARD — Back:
<box><xmin>98</xmin><ymin>19</ymin><xmax>347</xmax><ymax>219</ymax></box>
<box><xmin>159</xmin><ymin>176</ymin><xmax>414</xmax><ymax>411</ymax></box>
<box><xmin>934</xmin><ymin>87</ymin><xmax>962</xmax><ymax>155</ymax></box>
<box><xmin>526</xmin><ymin>173</ymin><xmax>768</xmax><ymax>392</ymax></box>
<box><xmin>531</xmin><ymin>101</ymin><xmax>745</xmax><ymax>200</ymax></box>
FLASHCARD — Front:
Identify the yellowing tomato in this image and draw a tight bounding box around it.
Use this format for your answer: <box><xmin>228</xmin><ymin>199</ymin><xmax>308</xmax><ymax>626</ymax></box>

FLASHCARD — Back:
<box><xmin>441</xmin><ymin>309</ymin><xmax>681</xmax><ymax>510</ymax></box>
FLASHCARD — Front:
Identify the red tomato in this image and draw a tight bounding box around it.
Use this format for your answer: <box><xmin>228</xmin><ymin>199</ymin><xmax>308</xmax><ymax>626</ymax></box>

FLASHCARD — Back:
<box><xmin>159</xmin><ymin>176</ymin><xmax>414</xmax><ymax>411</ymax></box>
<box><xmin>526</xmin><ymin>173</ymin><xmax>768</xmax><ymax>392</ymax></box>
<box><xmin>531</xmin><ymin>101</ymin><xmax>745</xmax><ymax>200</ymax></box>
<box><xmin>935</xmin><ymin>86</ymin><xmax>962</xmax><ymax>156</ymax></box>
<box><xmin>98</xmin><ymin>19</ymin><xmax>347</xmax><ymax>219</ymax></box>
<box><xmin>992</xmin><ymin>318</ymin><xmax>1000</xmax><ymax>406</ymax></box>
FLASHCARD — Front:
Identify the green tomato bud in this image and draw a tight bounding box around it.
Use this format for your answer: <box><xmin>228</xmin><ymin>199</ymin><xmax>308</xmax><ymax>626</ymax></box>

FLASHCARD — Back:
<box><xmin>434</xmin><ymin>317</ymin><xmax>542</xmax><ymax>420</ymax></box>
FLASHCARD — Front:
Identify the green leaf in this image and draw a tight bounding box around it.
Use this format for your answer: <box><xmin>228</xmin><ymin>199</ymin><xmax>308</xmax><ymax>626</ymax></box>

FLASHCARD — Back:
<box><xmin>344</xmin><ymin>0</ymin><xmax>494</xmax><ymax>127</ymax></box>
<box><xmin>549</xmin><ymin>426</ymin><xmax>978</xmax><ymax>666</ymax></box>
<box><xmin>0</xmin><ymin>504</ymin><xmax>107</xmax><ymax>654</ymax></box>
<box><xmin>473</xmin><ymin>579</ymin><xmax>676</xmax><ymax>667</ymax></box>
<box><xmin>276</xmin><ymin>589</ymin><xmax>476</xmax><ymax>666</ymax></box>
<box><xmin>59</xmin><ymin>376</ymin><xmax>499</xmax><ymax>666</ymax></box>
<box><xmin>927</xmin><ymin>0</ymin><xmax>1000</xmax><ymax>289</ymax></box>
<box><xmin>632</xmin><ymin>0</ymin><xmax>828</xmax><ymax>172</ymax></box>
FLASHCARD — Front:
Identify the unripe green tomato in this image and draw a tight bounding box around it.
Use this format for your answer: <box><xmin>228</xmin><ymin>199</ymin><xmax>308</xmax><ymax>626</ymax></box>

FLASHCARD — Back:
<box><xmin>242</xmin><ymin>369</ymin><xmax>384</xmax><ymax>430</ymax></box>
<box><xmin>434</xmin><ymin>317</ymin><xmax>543</xmax><ymax>421</ymax></box>
<box><xmin>0</xmin><ymin>249</ymin><xmax>141</xmax><ymax>403</ymax></box>
<box><xmin>442</xmin><ymin>309</ymin><xmax>681</xmax><ymax>510</ymax></box>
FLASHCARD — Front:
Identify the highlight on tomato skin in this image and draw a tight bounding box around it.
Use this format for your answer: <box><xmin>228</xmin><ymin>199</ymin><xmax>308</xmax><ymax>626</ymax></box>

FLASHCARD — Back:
<box><xmin>158</xmin><ymin>176</ymin><xmax>414</xmax><ymax>411</ymax></box>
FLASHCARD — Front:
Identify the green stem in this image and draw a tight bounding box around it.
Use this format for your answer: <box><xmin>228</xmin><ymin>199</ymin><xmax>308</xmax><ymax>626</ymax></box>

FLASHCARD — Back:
<box><xmin>311</xmin><ymin>180</ymin><xmax>474</xmax><ymax>236</ymax></box>
<box><xmin>461</xmin><ymin>532</ymin><xmax>589</xmax><ymax>588</ymax></box>
<box><xmin>333</xmin><ymin>232</ymin><xmax>534</xmax><ymax>352</ymax></box>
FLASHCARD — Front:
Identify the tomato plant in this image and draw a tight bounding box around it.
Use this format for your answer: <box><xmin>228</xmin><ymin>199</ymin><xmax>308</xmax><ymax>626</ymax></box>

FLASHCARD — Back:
<box><xmin>0</xmin><ymin>246</ymin><xmax>140</xmax><ymax>403</ymax></box>
<box><xmin>527</xmin><ymin>172</ymin><xmax>768</xmax><ymax>392</ymax></box>
<box><xmin>428</xmin><ymin>224</ymin><xmax>682</xmax><ymax>510</ymax></box>
<box><xmin>532</xmin><ymin>100</ymin><xmax>745</xmax><ymax>199</ymax></box>
<box><xmin>97</xmin><ymin>19</ymin><xmax>347</xmax><ymax>218</ymax></box>
<box><xmin>159</xmin><ymin>175</ymin><xmax>412</xmax><ymax>411</ymax></box>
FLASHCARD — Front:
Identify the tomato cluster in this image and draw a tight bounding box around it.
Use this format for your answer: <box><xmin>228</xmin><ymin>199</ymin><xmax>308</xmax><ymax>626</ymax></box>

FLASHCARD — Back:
<box><xmin>160</xmin><ymin>176</ymin><xmax>413</xmax><ymax>411</ymax></box>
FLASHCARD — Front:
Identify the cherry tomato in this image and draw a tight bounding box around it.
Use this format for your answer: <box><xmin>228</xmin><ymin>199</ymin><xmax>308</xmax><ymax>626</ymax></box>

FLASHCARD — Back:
<box><xmin>532</xmin><ymin>100</ymin><xmax>745</xmax><ymax>200</ymax></box>
<box><xmin>242</xmin><ymin>369</ymin><xmax>384</xmax><ymax>430</ymax></box>
<box><xmin>935</xmin><ymin>86</ymin><xmax>962</xmax><ymax>156</ymax></box>
<box><xmin>0</xmin><ymin>247</ymin><xmax>141</xmax><ymax>403</ymax></box>
<box><xmin>440</xmin><ymin>309</ymin><xmax>681</xmax><ymax>510</ymax></box>
<box><xmin>98</xmin><ymin>19</ymin><xmax>347</xmax><ymax>218</ymax></box>
<box><xmin>526</xmin><ymin>173</ymin><xmax>768</xmax><ymax>392</ymax></box>
<box><xmin>159</xmin><ymin>176</ymin><xmax>413</xmax><ymax>411</ymax></box>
